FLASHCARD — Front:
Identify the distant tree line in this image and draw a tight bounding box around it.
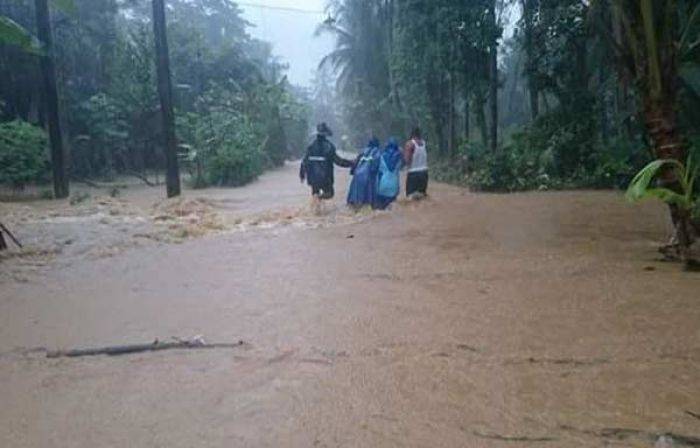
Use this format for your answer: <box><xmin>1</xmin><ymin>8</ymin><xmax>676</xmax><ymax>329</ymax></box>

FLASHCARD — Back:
<box><xmin>0</xmin><ymin>0</ymin><xmax>311</xmax><ymax>193</ymax></box>
<box><xmin>319</xmin><ymin>0</ymin><xmax>700</xmax><ymax>192</ymax></box>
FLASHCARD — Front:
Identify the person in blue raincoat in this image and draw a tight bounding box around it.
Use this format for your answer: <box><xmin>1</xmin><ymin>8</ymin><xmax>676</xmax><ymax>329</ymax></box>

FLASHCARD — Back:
<box><xmin>375</xmin><ymin>137</ymin><xmax>404</xmax><ymax>210</ymax></box>
<box><xmin>347</xmin><ymin>137</ymin><xmax>381</xmax><ymax>208</ymax></box>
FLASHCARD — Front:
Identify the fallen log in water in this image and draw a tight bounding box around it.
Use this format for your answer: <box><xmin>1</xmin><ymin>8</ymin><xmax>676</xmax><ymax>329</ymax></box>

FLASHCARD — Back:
<box><xmin>472</xmin><ymin>431</ymin><xmax>556</xmax><ymax>443</ymax></box>
<box><xmin>560</xmin><ymin>425</ymin><xmax>700</xmax><ymax>447</ymax></box>
<box><xmin>686</xmin><ymin>410</ymin><xmax>700</xmax><ymax>421</ymax></box>
<box><xmin>0</xmin><ymin>222</ymin><xmax>22</xmax><ymax>250</ymax></box>
<box><xmin>46</xmin><ymin>338</ymin><xmax>246</xmax><ymax>358</ymax></box>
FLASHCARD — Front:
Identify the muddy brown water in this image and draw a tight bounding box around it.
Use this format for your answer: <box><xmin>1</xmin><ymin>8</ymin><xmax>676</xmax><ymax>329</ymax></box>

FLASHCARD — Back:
<box><xmin>1</xmin><ymin>163</ymin><xmax>699</xmax><ymax>447</ymax></box>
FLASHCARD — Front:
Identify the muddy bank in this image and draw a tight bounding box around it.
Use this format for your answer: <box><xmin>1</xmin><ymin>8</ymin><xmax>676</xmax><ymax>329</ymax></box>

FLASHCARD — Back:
<box><xmin>1</xmin><ymin>166</ymin><xmax>699</xmax><ymax>447</ymax></box>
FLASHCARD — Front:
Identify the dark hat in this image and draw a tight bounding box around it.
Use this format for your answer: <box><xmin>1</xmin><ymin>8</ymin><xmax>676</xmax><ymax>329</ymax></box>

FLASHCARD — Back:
<box><xmin>317</xmin><ymin>122</ymin><xmax>333</xmax><ymax>137</ymax></box>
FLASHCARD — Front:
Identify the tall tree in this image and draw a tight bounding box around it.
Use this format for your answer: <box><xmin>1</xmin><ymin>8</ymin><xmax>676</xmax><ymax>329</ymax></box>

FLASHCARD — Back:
<box><xmin>318</xmin><ymin>0</ymin><xmax>393</xmax><ymax>143</ymax></box>
<box><xmin>601</xmin><ymin>0</ymin><xmax>700</xmax><ymax>257</ymax></box>
<box><xmin>35</xmin><ymin>0</ymin><xmax>69</xmax><ymax>198</ymax></box>
<box><xmin>152</xmin><ymin>0</ymin><xmax>180</xmax><ymax>197</ymax></box>
<box><xmin>521</xmin><ymin>0</ymin><xmax>539</xmax><ymax>120</ymax></box>
<box><xmin>488</xmin><ymin>0</ymin><xmax>499</xmax><ymax>153</ymax></box>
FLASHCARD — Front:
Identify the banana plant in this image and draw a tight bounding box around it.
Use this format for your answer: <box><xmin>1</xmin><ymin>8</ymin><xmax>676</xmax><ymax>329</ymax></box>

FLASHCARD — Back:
<box><xmin>0</xmin><ymin>0</ymin><xmax>75</xmax><ymax>53</ymax></box>
<box><xmin>627</xmin><ymin>155</ymin><xmax>699</xmax><ymax>266</ymax></box>
<box><xmin>0</xmin><ymin>16</ymin><xmax>39</xmax><ymax>53</ymax></box>
<box><xmin>626</xmin><ymin>156</ymin><xmax>698</xmax><ymax>217</ymax></box>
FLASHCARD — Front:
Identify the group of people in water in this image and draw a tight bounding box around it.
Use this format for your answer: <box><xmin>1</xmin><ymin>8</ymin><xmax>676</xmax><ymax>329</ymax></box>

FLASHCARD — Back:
<box><xmin>299</xmin><ymin>123</ymin><xmax>429</xmax><ymax>210</ymax></box>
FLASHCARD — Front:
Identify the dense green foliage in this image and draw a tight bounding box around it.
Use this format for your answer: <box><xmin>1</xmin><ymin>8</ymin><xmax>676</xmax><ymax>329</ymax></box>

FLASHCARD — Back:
<box><xmin>2</xmin><ymin>0</ymin><xmax>698</xmax><ymax>195</ymax></box>
<box><xmin>319</xmin><ymin>0</ymin><xmax>500</xmax><ymax>152</ymax></box>
<box><xmin>0</xmin><ymin>119</ymin><xmax>48</xmax><ymax>189</ymax></box>
<box><xmin>177</xmin><ymin>105</ymin><xmax>263</xmax><ymax>188</ymax></box>
<box><xmin>0</xmin><ymin>0</ymin><xmax>310</xmax><ymax>187</ymax></box>
<box><xmin>435</xmin><ymin>111</ymin><xmax>646</xmax><ymax>192</ymax></box>
<box><xmin>321</xmin><ymin>0</ymin><xmax>700</xmax><ymax>192</ymax></box>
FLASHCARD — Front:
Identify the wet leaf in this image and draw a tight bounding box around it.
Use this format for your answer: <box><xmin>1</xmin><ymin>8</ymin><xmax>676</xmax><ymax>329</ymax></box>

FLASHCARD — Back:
<box><xmin>52</xmin><ymin>0</ymin><xmax>77</xmax><ymax>15</ymax></box>
<box><xmin>626</xmin><ymin>159</ymin><xmax>691</xmax><ymax>208</ymax></box>
<box><xmin>0</xmin><ymin>16</ymin><xmax>41</xmax><ymax>54</ymax></box>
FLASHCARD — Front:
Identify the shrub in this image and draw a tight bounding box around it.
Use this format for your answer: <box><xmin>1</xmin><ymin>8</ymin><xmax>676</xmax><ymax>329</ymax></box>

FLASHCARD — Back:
<box><xmin>177</xmin><ymin>110</ymin><xmax>264</xmax><ymax>187</ymax></box>
<box><xmin>71</xmin><ymin>93</ymin><xmax>130</xmax><ymax>179</ymax></box>
<box><xmin>206</xmin><ymin>129</ymin><xmax>263</xmax><ymax>186</ymax></box>
<box><xmin>0</xmin><ymin>120</ymin><xmax>49</xmax><ymax>189</ymax></box>
<box><xmin>453</xmin><ymin>109</ymin><xmax>646</xmax><ymax>192</ymax></box>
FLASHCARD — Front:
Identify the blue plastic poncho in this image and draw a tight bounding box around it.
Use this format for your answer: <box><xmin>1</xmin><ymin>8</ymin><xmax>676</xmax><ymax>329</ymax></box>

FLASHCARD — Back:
<box><xmin>347</xmin><ymin>138</ymin><xmax>381</xmax><ymax>207</ymax></box>
<box><xmin>375</xmin><ymin>138</ymin><xmax>404</xmax><ymax>210</ymax></box>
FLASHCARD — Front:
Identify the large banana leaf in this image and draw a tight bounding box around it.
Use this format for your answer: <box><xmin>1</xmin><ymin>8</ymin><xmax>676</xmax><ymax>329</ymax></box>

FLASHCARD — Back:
<box><xmin>0</xmin><ymin>16</ymin><xmax>39</xmax><ymax>53</ymax></box>
<box><xmin>0</xmin><ymin>0</ymin><xmax>75</xmax><ymax>52</ymax></box>
<box><xmin>626</xmin><ymin>159</ymin><xmax>692</xmax><ymax>208</ymax></box>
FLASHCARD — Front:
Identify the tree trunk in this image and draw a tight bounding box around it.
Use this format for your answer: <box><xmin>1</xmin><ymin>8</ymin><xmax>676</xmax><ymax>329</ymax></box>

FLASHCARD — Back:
<box><xmin>35</xmin><ymin>0</ymin><xmax>69</xmax><ymax>199</ymax></box>
<box><xmin>529</xmin><ymin>82</ymin><xmax>539</xmax><ymax>121</ymax></box>
<box><xmin>463</xmin><ymin>89</ymin><xmax>470</xmax><ymax>141</ymax></box>
<box><xmin>488</xmin><ymin>1</ymin><xmax>499</xmax><ymax>154</ymax></box>
<box><xmin>98</xmin><ymin>0</ymin><xmax>118</xmax><ymax>88</ymax></box>
<box><xmin>152</xmin><ymin>0</ymin><xmax>181</xmax><ymax>198</ymax></box>
<box><xmin>523</xmin><ymin>0</ymin><xmax>539</xmax><ymax>120</ymax></box>
<box><xmin>599</xmin><ymin>66</ymin><xmax>609</xmax><ymax>144</ymax></box>
<box><xmin>426</xmin><ymin>73</ymin><xmax>447</xmax><ymax>156</ymax></box>
<box><xmin>448</xmin><ymin>71</ymin><xmax>456</xmax><ymax>157</ymax></box>
<box><xmin>429</xmin><ymin>88</ymin><xmax>447</xmax><ymax>157</ymax></box>
<box><xmin>644</xmin><ymin>98</ymin><xmax>693</xmax><ymax>260</ymax></box>
<box><xmin>386</xmin><ymin>0</ymin><xmax>405</xmax><ymax>136</ymax></box>
<box><xmin>474</xmin><ymin>91</ymin><xmax>488</xmax><ymax>145</ymax></box>
<box><xmin>644</xmin><ymin>102</ymin><xmax>685</xmax><ymax>162</ymax></box>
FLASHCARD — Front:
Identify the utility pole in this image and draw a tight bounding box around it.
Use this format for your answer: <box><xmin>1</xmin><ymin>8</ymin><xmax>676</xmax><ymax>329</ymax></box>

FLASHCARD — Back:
<box><xmin>152</xmin><ymin>0</ymin><xmax>181</xmax><ymax>197</ymax></box>
<box><xmin>35</xmin><ymin>0</ymin><xmax>69</xmax><ymax>199</ymax></box>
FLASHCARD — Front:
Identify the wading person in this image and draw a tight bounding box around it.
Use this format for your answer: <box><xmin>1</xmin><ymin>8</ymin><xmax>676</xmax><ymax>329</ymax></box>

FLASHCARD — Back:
<box><xmin>403</xmin><ymin>127</ymin><xmax>429</xmax><ymax>198</ymax></box>
<box><xmin>375</xmin><ymin>137</ymin><xmax>404</xmax><ymax>210</ymax></box>
<box><xmin>347</xmin><ymin>137</ymin><xmax>381</xmax><ymax>209</ymax></box>
<box><xmin>300</xmin><ymin>123</ymin><xmax>354</xmax><ymax>199</ymax></box>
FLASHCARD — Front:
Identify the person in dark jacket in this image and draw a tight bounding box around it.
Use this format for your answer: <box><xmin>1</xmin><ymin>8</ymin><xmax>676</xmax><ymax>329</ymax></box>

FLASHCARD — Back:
<box><xmin>300</xmin><ymin>123</ymin><xmax>354</xmax><ymax>199</ymax></box>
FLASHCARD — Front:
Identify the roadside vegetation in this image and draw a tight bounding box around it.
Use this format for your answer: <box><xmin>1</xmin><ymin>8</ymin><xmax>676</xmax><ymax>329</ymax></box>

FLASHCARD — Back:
<box><xmin>0</xmin><ymin>0</ymin><xmax>310</xmax><ymax>192</ymax></box>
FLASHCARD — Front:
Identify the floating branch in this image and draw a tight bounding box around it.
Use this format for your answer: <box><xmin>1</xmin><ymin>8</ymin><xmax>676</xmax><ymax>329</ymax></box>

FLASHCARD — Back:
<box><xmin>0</xmin><ymin>222</ymin><xmax>22</xmax><ymax>249</ymax></box>
<box><xmin>46</xmin><ymin>337</ymin><xmax>246</xmax><ymax>358</ymax></box>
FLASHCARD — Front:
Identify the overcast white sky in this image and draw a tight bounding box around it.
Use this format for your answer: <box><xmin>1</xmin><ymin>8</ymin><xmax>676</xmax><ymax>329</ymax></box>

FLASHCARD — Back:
<box><xmin>239</xmin><ymin>0</ymin><xmax>334</xmax><ymax>88</ymax></box>
<box><xmin>238</xmin><ymin>1</ymin><xmax>517</xmax><ymax>88</ymax></box>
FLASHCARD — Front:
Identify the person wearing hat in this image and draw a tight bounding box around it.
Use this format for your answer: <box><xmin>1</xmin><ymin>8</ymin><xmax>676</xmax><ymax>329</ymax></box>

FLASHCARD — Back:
<box><xmin>300</xmin><ymin>123</ymin><xmax>354</xmax><ymax>199</ymax></box>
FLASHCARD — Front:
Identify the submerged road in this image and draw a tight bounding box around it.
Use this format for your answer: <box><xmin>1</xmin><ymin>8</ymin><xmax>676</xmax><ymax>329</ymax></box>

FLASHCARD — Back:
<box><xmin>1</xmin><ymin>163</ymin><xmax>699</xmax><ymax>447</ymax></box>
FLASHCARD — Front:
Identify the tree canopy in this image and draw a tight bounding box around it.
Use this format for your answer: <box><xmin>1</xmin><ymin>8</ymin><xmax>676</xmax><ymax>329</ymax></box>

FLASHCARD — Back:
<box><xmin>0</xmin><ymin>0</ymin><xmax>310</xmax><ymax>189</ymax></box>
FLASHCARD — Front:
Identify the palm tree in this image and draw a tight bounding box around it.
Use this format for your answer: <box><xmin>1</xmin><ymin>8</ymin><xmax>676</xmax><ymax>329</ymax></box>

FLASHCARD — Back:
<box><xmin>601</xmin><ymin>0</ymin><xmax>700</xmax><ymax>259</ymax></box>
<box><xmin>610</xmin><ymin>1</ymin><xmax>698</xmax><ymax>159</ymax></box>
<box><xmin>316</xmin><ymin>12</ymin><xmax>358</xmax><ymax>95</ymax></box>
<box><xmin>317</xmin><ymin>0</ymin><xmax>393</xmax><ymax>138</ymax></box>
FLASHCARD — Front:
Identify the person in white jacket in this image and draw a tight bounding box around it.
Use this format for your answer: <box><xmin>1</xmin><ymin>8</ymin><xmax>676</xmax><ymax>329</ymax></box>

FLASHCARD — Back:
<box><xmin>403</xmin><ymin>127</ymin><xmax>429</xmax><ymax>197</ymax></box>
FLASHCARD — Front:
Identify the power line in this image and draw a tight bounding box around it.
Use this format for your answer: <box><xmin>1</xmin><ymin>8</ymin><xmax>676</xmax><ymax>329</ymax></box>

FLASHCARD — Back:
<box><xmin>235</xmin><ymin>2</ymin><xmax>325</xmax><ymax>15</ymax></box>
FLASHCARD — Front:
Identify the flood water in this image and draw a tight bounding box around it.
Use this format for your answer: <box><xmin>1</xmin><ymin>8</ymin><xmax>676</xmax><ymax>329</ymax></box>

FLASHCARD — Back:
<box><xmin>1</xmin><ymin>163</ymin><xmax>699</xmax><ymax>447</ymax></box>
